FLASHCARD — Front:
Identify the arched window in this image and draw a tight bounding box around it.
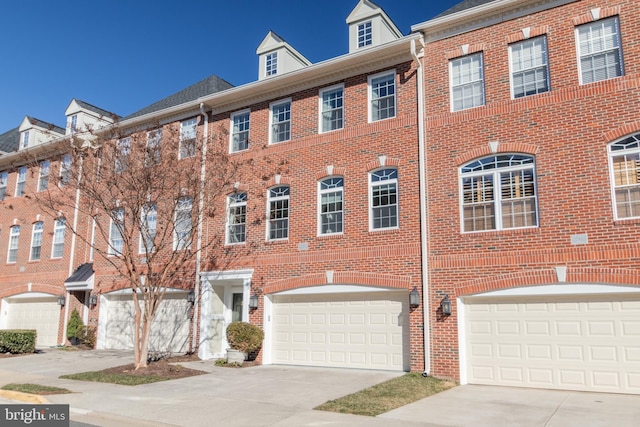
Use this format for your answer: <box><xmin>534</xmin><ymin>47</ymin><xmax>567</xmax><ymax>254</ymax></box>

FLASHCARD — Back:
<box><xmin>370</xmin><ymin>168</ymin><xmax>398</xmax><ymax>230</ymax></box>
<box><xmin>267</xmin><ymin>186</ymin><xmax>289</xmax><ymax>240</ymax></box>
<box><xmin>319</xmin><ymin>177</ymin><xmax>344</xmax><ymax>235</ymax></box>
<box><xmin>609</xmin><ymin>133</ymin><xmax>640</xmax><ymax>219</ymax></box>
<box><xmin>460</xmin><ymin>154</ymin><xmax>538</xmax><ymax>232</ymax></box>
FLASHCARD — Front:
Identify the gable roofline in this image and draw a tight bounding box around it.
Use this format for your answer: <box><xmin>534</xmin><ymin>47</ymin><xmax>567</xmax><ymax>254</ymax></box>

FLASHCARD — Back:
<box><xmin>411</xmin><ymin>0</ymin><xmax>578</xmax><ymax>38</ymax></box>
<box><xmin>256</xmin><ymin>31</ymin><xmax>312</xmax><ymax>66</ymax></box>
<box><xmin>346</xmin><ymin>0</ymin><xmax>402</xmax><ymax>37</ymax></box>
<box><xmin>66</xmin><ymin>98</ymin><xmax>121</xmax><ymax>120</ymax></box>
<box><xmin>20</xmin><ymin>116</ymin><xmax>65</xmax><ymax>135</ymax></box>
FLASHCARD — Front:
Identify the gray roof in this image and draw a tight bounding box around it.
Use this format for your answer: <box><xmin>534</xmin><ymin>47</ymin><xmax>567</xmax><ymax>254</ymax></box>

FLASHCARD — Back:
<box><xmin>0</xmin><ymin>127</ymin><xmax>19</xmax><ymax>153</ymax></box>
<box><xmin>435</xmin><ymin>0</ymin><xmax>499</xmax><ymax>18</ymax></box>
<box><xmin>65</xmin><ymin>263</ymin><xmax>94</xmax><ymax>283</ymax></box>
<box><xmin>75</xmin><ymin>99</ymin><xmax>121</xmax><ymax>120</ymax></box>
<box><xmin>25</xmin><ymin>116</ymin><xmax>65</xmax><ymax>135</ymax></box>
<box><xmin>125</xmin><ymin>74</ymin><xmax>234</xmax><ymax>120</ymax></box>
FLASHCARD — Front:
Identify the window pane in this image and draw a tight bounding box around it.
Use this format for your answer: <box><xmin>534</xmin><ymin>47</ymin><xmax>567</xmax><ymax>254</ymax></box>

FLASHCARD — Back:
<box><xmin>371</xmin><ymin>74</ymin><xmax>396</xmax><ymax>121</ymax></box>
<box><xmin>451</xmin><ymin>53</ymin><xmax>485</xmax><ymax>111</ymax></box>
<box><xmin>578</xmin><ymin>17</ymin><xmax>623</xmax><ymax>84</ymax></box>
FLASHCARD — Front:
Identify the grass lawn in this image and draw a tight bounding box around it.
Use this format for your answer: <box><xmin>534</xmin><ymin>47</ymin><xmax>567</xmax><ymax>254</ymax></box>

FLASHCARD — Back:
<box><xmin>1</xmin><ymin>383</ymin><xmax>72</xmax><ymax>395</ymax></box>
<box><xmin>60</xmin><ymin>371</ymin><xmax>173</xmax><ymax>386</ymax></box>
<box><xmin>315</xmin><ymin>373</ymin><xmax>457</xmax><ymax>416</ymax></box>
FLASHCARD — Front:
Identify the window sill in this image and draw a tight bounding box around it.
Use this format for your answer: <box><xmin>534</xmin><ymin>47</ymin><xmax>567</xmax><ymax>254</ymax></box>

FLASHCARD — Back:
<box><xmin>265</xmin><ymin>239</ymin><xmax>288</xmax><ymax>245</ymax></box>
<box><xmin>225</xmin><ymin>242</ymin><xmax>247</xmax><ymax>247</ymax></box>
<box><xmin>461</xmin><ymin>227</ymin><xmax>540</xmax><ymax>237</ymax></box>
<box><xmin>613</xmin><ymin>218</ymin><xmax>640</xmax><ymax>226</ymax></box>
<box><xmin>368</xmin><ymin>227</ymin><xmax>400</xmax><ymax>235</ymax></box>
<box><xmin>317</xmin><ymin>233</ymin><xmax>345</xmax><ymax>239</ymax></box>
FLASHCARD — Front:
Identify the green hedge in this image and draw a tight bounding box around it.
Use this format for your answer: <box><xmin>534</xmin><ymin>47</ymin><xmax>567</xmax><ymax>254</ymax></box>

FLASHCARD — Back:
<box><xmin>0</xmin><ymin>330</ymin><xmax>37</xmax><ymax>354</ymax></box>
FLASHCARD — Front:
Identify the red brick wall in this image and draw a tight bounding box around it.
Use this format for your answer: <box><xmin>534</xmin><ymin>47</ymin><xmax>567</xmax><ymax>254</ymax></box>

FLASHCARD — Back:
<box><xmin>423</xmin><ymin>0</ymin><xmax>640</xmax><ymax>380</ymax></box>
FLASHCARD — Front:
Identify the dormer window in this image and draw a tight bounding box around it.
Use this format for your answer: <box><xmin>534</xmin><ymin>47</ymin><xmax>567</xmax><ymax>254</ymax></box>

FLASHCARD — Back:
<box><xmin>21</xmin><ymin>131</ymin><xmax>29</xmax><ymax>149</ymax></box>
<box><xmin>358</xmin><ymin>21</ymin><xmax>372</xmax><ymax>48</ymax></box>
<box><xmin>266</xmin><ymin>52</ymin><xmax>278</xmax><ymax>76</ymax></box>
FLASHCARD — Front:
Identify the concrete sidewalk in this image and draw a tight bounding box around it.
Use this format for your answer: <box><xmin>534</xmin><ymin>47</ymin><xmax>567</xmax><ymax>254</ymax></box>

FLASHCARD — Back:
<box><xmin>2</xmin><ymin>349</ymin><xmax>639</xmax><ymax>427</ymax></box>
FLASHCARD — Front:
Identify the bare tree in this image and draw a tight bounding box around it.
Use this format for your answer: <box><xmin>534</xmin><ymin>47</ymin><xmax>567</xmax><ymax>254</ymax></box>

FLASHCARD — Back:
<box><xmin>30</xmin><ymin>117</ymin><xmax>262</xmax><ymax>368</ymax></box>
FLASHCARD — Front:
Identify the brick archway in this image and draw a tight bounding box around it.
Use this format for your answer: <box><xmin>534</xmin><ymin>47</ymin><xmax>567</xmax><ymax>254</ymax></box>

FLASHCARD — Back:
<box><xmin>263</xmin><ymin>271</ymin><xmax>414</xmax><ymax>294</ymax></box>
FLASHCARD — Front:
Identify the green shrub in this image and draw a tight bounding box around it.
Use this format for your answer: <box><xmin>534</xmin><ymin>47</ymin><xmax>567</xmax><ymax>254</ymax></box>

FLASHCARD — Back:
<box><xmin>66</xmin><ymin>309</ymin><xmax>84</xmax><ymax>340</ymax></box>
<box><xmin>226</xmin><ymin>321</ymin><xmax>264</xmax><ymax>354</ymax></box>
<box><xmin>0</xmin><ymin>330</ymin><xmax>37</xmax><ymax>354</ymax></box>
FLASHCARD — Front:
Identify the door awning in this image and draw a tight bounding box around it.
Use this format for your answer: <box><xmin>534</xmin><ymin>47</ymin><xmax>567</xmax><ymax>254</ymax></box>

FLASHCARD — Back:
<box><xmin>64</xmin><ymin>263</ymin><xmax>95</xmax><ymax>290</ymax></box>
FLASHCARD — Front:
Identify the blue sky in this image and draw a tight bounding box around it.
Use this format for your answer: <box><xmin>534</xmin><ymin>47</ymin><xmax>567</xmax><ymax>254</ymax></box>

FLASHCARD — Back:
<box><xmin>0</xmin><ymin>0</ymin><xmax>461</xmax><ymax>131</ymax></box>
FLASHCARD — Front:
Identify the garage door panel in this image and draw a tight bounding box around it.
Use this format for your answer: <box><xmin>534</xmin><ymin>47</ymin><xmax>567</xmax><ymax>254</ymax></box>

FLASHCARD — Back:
<box><xmin>4</xmin><ymin>297</ymin><xmax>60</xmax><ymax>348</ymax></box>
<box><xmin>465</xmin><ymin>295</ymin><xmax>640</xmax><ymax>394</ymax></box>
<box><xmin>272</xmin><ymin>291</ymin><xmax>409</xmax><ymax>371</ymax></box>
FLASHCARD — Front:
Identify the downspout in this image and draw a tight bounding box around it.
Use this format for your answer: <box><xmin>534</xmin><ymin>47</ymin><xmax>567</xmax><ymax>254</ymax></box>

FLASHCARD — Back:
<box><xmin>191</xmin><ymin>102</ymin><xmax>208</xmax><ymax>353</ymax></box>
<box><xmin>62</xmin><ymin>152</ymin><xmax>84</xmax><ymax>345</ymax></box>
<box><xmin>411</xmin><ymin>36</ymin><xmax>431</xmax><ymax>376</ymax></box>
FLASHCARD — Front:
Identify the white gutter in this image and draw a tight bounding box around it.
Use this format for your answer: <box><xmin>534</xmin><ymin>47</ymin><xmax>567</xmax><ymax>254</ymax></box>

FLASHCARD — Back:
<box><xmin>192</xmin><ymin>102</ymin><xmax>207</xmax><ymax>353</ymax></box>
<box><xmin>411</xmin><ymin>37</ymin><xmax>430</xmax><ymax>376</ymax></box>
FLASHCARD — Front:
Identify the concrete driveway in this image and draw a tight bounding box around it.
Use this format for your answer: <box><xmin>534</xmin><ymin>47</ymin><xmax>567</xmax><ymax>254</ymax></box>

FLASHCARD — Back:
<box><xmin>1</xmin><ymin>349</ymin><xmax>639</xmax><ymax>426</ymax></box>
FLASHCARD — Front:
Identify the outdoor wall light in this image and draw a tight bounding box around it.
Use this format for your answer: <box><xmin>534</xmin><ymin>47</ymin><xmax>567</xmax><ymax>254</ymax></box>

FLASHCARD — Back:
<box><xmin>409</xmin><ymin>286</ymin><xmax>420</xmax><ymax>307</ymax></box>
<box><xmin>89</xmin><ymin>294</ymin><xmax>98</xmax><ymax>306</ymax></box>
<box><xmin>249</xmin><ymin>293</ymin><xmax>259</xmax><ymax>310</ymax></box>
<box><xmin>440</xmin><ymin>295</ymin><xmax>452</xmax><ymax>316</ymax></box>
<box><xmin>57</xmin><ymin>295</ymin><xmax>66</xmax><ymax>306</ymax></box>
<box><xmin>187</xmin><ymin>290</ymin><xmax>196</xmax><ymax>305</ymax></box>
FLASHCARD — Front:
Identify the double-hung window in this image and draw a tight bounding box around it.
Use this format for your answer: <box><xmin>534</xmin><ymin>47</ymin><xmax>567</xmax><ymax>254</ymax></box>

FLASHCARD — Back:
<box><xmin>510</xmin><ymin>36</ymin><xmax>550</xmax><ymax>98</ymax></box>
<box><xmin>266</xmin><ymin>52</ymin><xmax>278</xmax><ymax>76</ymax></box>
<box><xmin>140</xmin><ymin>203</ymin><xmax>157</xmax><ymax>253</ymax></box>
<box><xmin>0</xmin><ymin>171</ymin><xmax>7</xmax><ymax>201</ymax></box>
<box><xmin>450</xmin><ymin>53</ymin><xmax>485</xmax><ymax>111</ymax></box>
<box><xmin>15</xmin><ymin>166</ymin><xmax>27</xmax><ymax>197</ymax></box>
<box><xmin>115</xmin><ymin>137</ymin><xmax>131</xmax><ymax>174</ymax></box>
<box><xmin>369</xmin><ymin>72</ymin><xmax>396</xmax><ymax>122</ymax></box>
<box><xmin>609</xmin><ymin>133</ymin><xmax>640</xmax><ymax>219</ymax></box>
<box><xmin>174</xmin><ymin>197</ymin><xmax>193</xmax><ymax>250</ymax></box>
<box><xmin>145</xmin><ymin>129</ymin><xmax>162</xmax><ymax>166</ymax></box>
<box><xmin>21</xmin><ymin>131</ymin><xmax>29</xmax><ymax>149</ymax></box>
<box><xmin>319</xmin><ymin>177</ymin><xmax>344</xmax><ymax>235</ymax></box>
<box><xmin>370</xmin><ymin>168</ymin><xmax>398</xmax><ymax>230</ymax></box>
<box><xmin>109</xmin><ymin>208</ymin><xmax>124</xmax><ymax>256</ymax></box>
<box><xmin>577</xmin><ymin>16</ymin><xmax>623</xmax><ymax>84</ymax></box>
<box><xmin>270</xmin><ymin>99</ymin><xmax>291</xmax><ymax>144</ymax></box>
<box><xmin>267</xmin><ymin>186</ymin><xmax>289</xmax><ymax>240</ymax></box>
<box><xmin>227</xmin><ymin>192</ymin><xmax>247</xmax><ymax>244</ymax></box>
<box><xmin>358</xmin><ymin>21</ymin><xmax>372</xmax><ymax>48</ymax></box>
<box><xmin>60</xmin><ymin>155</ymin><xmax>72</xmax><ymax>186</ymax></box>
<box><xmin>461</xmin><ymin>155</ymin><xmax>538</xmax><ymax>232</ymax></box>
<box><xmin>38</xmin><ymin>161</ymin><xmax>50</xmax><ymax>191</ymax></box>
<box><xmin>320</xmin><ymin>86</ymin><xmax>344</xmax><ymax>133</ymax></box>
<box><xmin>179</xmin><ymin>118</ymin><xmax>197</xmax><ymax>159</ymax></box>
<box><xmin>51</xmin><ymin>218</ymin><xmax>66</xmax><ymax>258</ymax></box>
<box><xmin>30</xmin><ymin>222</ymin><xmax>43</xmax><ymax>261</ymax></box>
<box><xmin>7</xmin><ymin>225</ymin><xmax>20</xmax><ymax>263</ymax></box>
<box><xmin>230</xmin><ymin>110</ymin><xmax>250</xmax><ymax>152</ymax></box>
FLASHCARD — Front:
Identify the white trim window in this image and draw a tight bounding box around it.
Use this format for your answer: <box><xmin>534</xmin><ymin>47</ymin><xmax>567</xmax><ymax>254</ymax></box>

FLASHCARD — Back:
<box><xmin>7</xmin><ymin>225</ymin><xmax>20</xmax><ymax>263</ymax></box>
<box><xmin>370</xmin><ymin>168</ymin><xmax>398</xmax><ymax>230</ymax></box>
<box><xmin>266</xmin><ymin>52</ymin><xmax>278</xmax><ymax>76</ymax></box>
<box><xmin>59</xmin><ymin>154</ymin><xmax>72</xmax><ymax>186</ymax></box>
<box><xmin>37</xmin><ymin>160</ymin><xmax>50</xmax><ymax>192</ymax></box>
<box><xmin>369</xmin><ymin>71</ymin><xmax>396</xmax><ymax>122</ymax></box>
<box><xmin>267</xmin><ymin>186</ymin><xmax>289</xmax><ymax>240</ymax></box>
<box><xmin>109</xmin><ymin>208</ymin><xmax>124</xmax><ymax>256</ymax></box>
<box><xmin>139</xmin><ymin>203</ymin><xmax>157</xmax><ymax>253</ymax></box>
<box><xmin>577</xmin><ymin>16</ymin><xmax>623</xmax><ymax>84</ymax></box>
<box><xmin>320</xmin><ymin>85</ymin><xmax>344</xmax><ymax>133</ymax></box>
<box><xmin>460</xmin><ymin>154</ymin><xmax>538</xmax><ymax>232</ymax></box>
<box><xmin>115</xmin><ymin>137</ymin><xmax>131</xmax><ymax>174</ymax></box>
<box><xmin>226</xmin><ymin>192</ymin><xmax>247</xmax><ymax>244</ymax></box>
<box><xmin>609</xmin><ymin>133</ymin><xmax>640</xmax><ymax>219</ymax></box>
<box><xmin>358</xmin><ymin>21</ymin><xmax>372</xmax><ymax>48</ymax></box>
<box><xmin>15</xmin><ymin>166</ymin><xmax>27</xmax><ymax>197</ymax></box>
<box><xmin>174</xmin><ymin>196</ymin><xmax>193</xmax><ymax>250</ymax></box>
<box><xmin>450</xmin><ymin>53</ymin><xmax>485</xmax><ymax>111</ymax></box>
<box><xmin>30</xmin><ymin>221</ymin><xmax>44</xmax><ymax>261</ymax></box>
<box><xmin>21</xmin><ymin>131</ymin><xmax>29</xmax><ymax>149</ymax></box>
<box><xmin>145</xmin><ymin>129</ymin><xmax>162</xmax><ymax>166</ymax></box>
<box><xmin>179</xmin><ymin>117</ymin><xmax>197</xmax><ymax>159</ymax></box>
<box><xmin>69</xmin><ymin>114</ymin><xmax>77</xmax><ymax>134</ymax></box>
<box><xmin>51</xmin><ymin>218</ymin><xmax>66</xmax><ymax>259</ymax></box>
<box><xmin>0</xmin><ymin>171</ymin><xmax>8</xmax><ymax>201</ymax></box>
<box><xmin>270</xmin><ymin>99</ymin><xmax>291</xmax><ymax>144</ymax></box>
<box><xmin>230</xmin><ymin>110</ymin><xmax>250</xmax><ymax>152</ymax></box>
<box><xmin>319</xmin><ymin>177</ymin><xmax>344</xmax><ymax>235</ymax></box>
<box><xmin>510</xmin><ymin>36</ymin><xmax>550</xmax><ymax>98</ymax></box>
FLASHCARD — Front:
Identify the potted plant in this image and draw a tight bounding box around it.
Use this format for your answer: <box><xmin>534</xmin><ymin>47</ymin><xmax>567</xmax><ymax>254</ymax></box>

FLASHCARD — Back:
<box><xmin>225</xmin><ymin>321</ymin><xmax>264</xmax><ymax>365</ymax></box>
<box><xmin>66</xmin><ymin>309</ymin><xmax>84</xmax><ymax>346</ymax></box>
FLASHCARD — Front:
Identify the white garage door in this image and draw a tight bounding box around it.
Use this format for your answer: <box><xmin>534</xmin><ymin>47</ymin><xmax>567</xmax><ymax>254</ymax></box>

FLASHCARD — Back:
<box><xmin>272</xmin><ymin>291</ymin><xmax>409</xmax><ymax>371</ymax></box>
<box><xmin>465</xmin><ymin>295</ymin><xmax>640</xmax><ymax>394</ymax></box>
<box><xmin>3</xmin><ymin>296</ymin><xmax>60</xmax><ymax>348</ymax></box>
<box><xmin>103</xmin><ymin>292</ymin><xmax>191</xmax><ymax>353</ymax></box>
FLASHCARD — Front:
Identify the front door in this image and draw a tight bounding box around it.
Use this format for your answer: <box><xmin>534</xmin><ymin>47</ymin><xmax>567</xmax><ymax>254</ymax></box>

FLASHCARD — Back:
<box><xmin>202</xmin><ymin>283</ymin><xmax>247</xmax><ymax>358</ymax></box>
<box><xmin>231</xmin><ymin>293</ymin><xmax>243</xmax><ymax>322</ymax></box>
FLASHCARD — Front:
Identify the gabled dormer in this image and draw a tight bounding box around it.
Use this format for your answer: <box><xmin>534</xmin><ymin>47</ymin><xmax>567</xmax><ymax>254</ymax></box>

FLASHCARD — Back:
<box><xmin>18</xmin><ymin>117</ymin><xmax>65</xmax><ymax>150</ymax></box>
<box><xmin>256</xmin><ymin>31</ymin><xmax>311</xmax><ymax>80</ymax></box>
<box><xmin>65</xmin><ymin>99</ymin><xmax>119</xmax><ymax>135</ymax></box>
<box><xmin>346</xmin><ymin>0</ymin><xmax>402</xmax><ymax>53</ymax></box>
